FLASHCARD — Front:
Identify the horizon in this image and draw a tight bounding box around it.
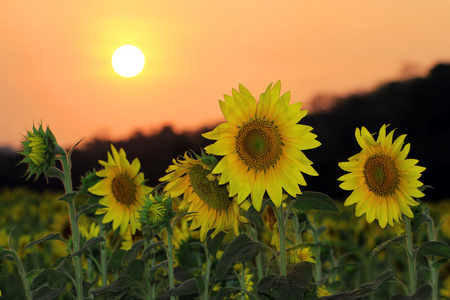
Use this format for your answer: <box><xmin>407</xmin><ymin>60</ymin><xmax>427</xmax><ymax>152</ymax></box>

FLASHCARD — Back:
<box><xmin>2</xmin><ymin>1</ymin><xmax>450</xmax><ymax>150</ymax></box>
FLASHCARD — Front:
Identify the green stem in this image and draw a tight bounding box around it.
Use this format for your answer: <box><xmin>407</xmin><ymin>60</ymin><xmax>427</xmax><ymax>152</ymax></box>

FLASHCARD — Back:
<box><xmin>427</xmin><ymin>218</ymin><xmax>438</xmax><ymax>300</ymax></box>
<box><xmin>239</xmin><ymin>262</ymin><xmax>246</xmax><ymax>300</ymax></box>
<box><xmin>61</xmin><ymin>153</ymin><xmax>84</xmax><ymax>300</ymax></box>
<box><xmin>260</xmin><ymin>242</ymin><xmax>282</xmax><ymax>274</ymax></box>
<box><xmin>99</xmin><ymin>223</ymin><xmax>108</xmax><ymax>287</ymax></box>
<box><xmin>249</xmin><ymin>226</ymin><xmax>264</xmax><ymax>281</ymax></box>
<box><xmin>5</xmin><ymin>249</ymin><xmax>32</xmax><ymax>300</ymax></box>
<box><xmin>203</xmin><ymin>248</ymin><xmax>211</xmax><ymax>300</ymax></box>
<box><xmin>404</xmin><ymin>216</ymin><xmax>416</xmax><ymax>295</ymax></box>
<box><xmin>144</xmin><ymin>239</ymin><xmax>153</xmax><ymax>300</ymax></box>
<box><xmin>275</xmin><ymin>205</ymin><xmax>287</xmax><ymax>275</ymax></box>
<box><xmin>312</xmin><ymin>224</ymin><xmax>321</xmax><ymax>282</ymax></box>
<box><xmin>166</xmin><ymin>225</ymin><xmax>175</xmax><ymax>300</ymax></box>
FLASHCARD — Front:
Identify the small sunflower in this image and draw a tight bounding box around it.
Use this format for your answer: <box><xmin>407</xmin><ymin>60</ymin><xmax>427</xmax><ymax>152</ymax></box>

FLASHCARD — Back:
<box><xmin>338</xmin><ymin>125</ymin><xmax>425</xmax><ymax>228</ymax></box>
<box><xmin>89</xmin><ymin>145</ymin><xmax>153</xmax><ymax>234</ymax></box>
<box><xmin>202</xmin><ymin>81</ymin><xmax>320</xmax><ymax>211</ymax></box>
<box><xmin>288</xmin><ymin>247</ymin><xmax>316</xmax><ymax>264</ymax></box>
<box><xmin>317</xmin><ymin>285</ymin><xmax>332</xmax><ymax>297</ymax></box>
<box><xmin>160</xmin><ymin>151</ymin><xmax>249</xmax><ymax>241</ymax></box>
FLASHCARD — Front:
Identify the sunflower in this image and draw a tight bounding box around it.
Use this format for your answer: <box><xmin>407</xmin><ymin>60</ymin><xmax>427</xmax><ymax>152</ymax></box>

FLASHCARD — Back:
<box><xmin>202</xmin><ymin>81</ymin><xmax>320</xmax><ymax>211</ymax></box>
<box><xmin>288</xmin><ymin>247</ymin><xmax>316</xmax><ymax>264</ymax></box>
<box><xmin>89</xmin><ymin>145</ymin><xmax>153</xmax><ymax>234</ymax></box>
<box><xmin>159</xmin><ymin>151</ymin><xmax>249</xmax><ymax>241</ymax></box>
<box><xmin>338</xmin><ymin>125</ymin><xmax>425</xmax><ymax>228</ymax></box>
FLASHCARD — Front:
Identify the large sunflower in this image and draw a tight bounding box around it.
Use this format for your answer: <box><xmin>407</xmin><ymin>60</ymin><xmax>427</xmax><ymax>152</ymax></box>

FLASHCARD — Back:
<box><xmin>159</xmin><ymin>151</ymin><xmax>249</xmax><ymax>241</ymax></box>
<box><xmin>338</xmin><ymin>125</ymin><xmax>425</xmax><ymax>228</ymax></box>
<box><xmin>202</xmin><ymin>81</ymin><xmax>320</xmax><ymax>211</ymax></box>
<box><xmin>89</xmin><ymin>145</ymin><xmax>153</xmax><ymax>234</ymax></box>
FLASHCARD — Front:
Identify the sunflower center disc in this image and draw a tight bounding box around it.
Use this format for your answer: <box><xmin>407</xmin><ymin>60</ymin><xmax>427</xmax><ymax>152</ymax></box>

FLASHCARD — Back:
<box><xmin>111</xmin><ymin>173</ymin><xmax>137</xmax><ymax>206</ymax></box>
<box><xmin>363</xmin><ymin>154</ymin><xmax>399</xmax><ymax>196</ymax></box>
<box><xmin>235</xmin><ymin>118</ymin><xmax>282</xmax><ymax>171</ymax></box>
<box><xmin>189</xmin><ymin>165</ymin><xmax>231</xmax><ymax>211</ymax></box>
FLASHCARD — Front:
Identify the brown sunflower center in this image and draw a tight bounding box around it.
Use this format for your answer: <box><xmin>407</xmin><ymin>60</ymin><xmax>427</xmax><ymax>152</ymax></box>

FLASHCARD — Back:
<box><xmin>235</xmin><ymin>118</ymin><xmax>282</xmax><ymax>171</ymax></box>
<box><xmin>189</xmin><ymin>165</ymin><xmax>231</xmax><ymax>211</ymax></box>
<box><xmin>111</xmin><ymin>173</ymin><xmax>137</xmax><ymax>206</ymax></box>
<box><xmin>363</xmin><ymin>154</ymin><xmax>399</xmax><ymax>196</ymax></box>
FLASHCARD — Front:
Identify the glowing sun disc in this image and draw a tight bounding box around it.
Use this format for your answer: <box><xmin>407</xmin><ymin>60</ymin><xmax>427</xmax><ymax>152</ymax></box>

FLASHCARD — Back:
<box><xmin>112</xmin><ymin>45</ymin><xmax>145</xmax><ymax>77</ymax></box>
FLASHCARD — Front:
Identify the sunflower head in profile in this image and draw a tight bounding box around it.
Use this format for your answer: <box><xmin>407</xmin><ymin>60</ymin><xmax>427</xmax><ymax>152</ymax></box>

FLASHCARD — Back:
<box><xmin>202</xmin><ymin>81</ymin><xmax>320</xmax><ymax>211</ymax></box>
<box><xmin>338</xmin><ymin>125</ymin><xmax>426</xmax><ymax>228</ymax></box>
<box><xmin>88</xmin><ymin>144</ymin><xmax>153</xmax><ymax>234</ymax></box>
<box><xmin>160</xmin><ymin>151</ymin><xmax>249</xmax><ymax>241</ymax></box>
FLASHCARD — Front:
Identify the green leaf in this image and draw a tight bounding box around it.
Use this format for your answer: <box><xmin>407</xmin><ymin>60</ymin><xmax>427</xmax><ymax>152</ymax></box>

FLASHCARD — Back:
<box><xmin>166</xmin><ymin>278</ymin><xmax>200</xmax><ymax>296</ymax></box>
<box><xmin>142</xmin><ymin>240</ymin><xmax>165</xmax><ymax>259</ymax></box>
<box><xmin>257</xmin><ymin>262</ymin><xmax>313</xmax><ymax>300</ymax></box>
<box><xmin>121</xmin><ymin>241</ymin><xmax>144</xmax><ymax>274</ymax></box>
<box><xmin>125</xmin><ymin>259</ymin><xmax>144</xmax><ymax>281</ymax></box>
<box><xmin>90</xmin><ymin>276</ymin><xmax>143</xmax><ymax>297</ymax></box>
<box><xmin>246</xmin><ymin>204</ymin><xmax>264</xmax><ymax>226</ymax></box>
<box><xmin>22</xmin><ymin>233</ymin><xmax>67</xmax><ymax>253</ymax></box>
<box><xmin>76</xmin><ymin>203</ymin><xmax>106</xmax><ymax>220</ymax></box>
<box><xmin>294</xmin><ymin>192</ymin><xmax>340</xmax><ymax>212</ymax></box>
<box><xmin>72</xmin><ymin>236</ymin><xmax>105</xmax><ymax>257</ymax></box>
<box><xmin>418</xmin><ymin>185</ymin><xmax>433</xmax><ymax>192</ymax></box>
<box><xmin>173</xmin><ymin>265</ymin><xmax>200</xmax><ymax>282</ymax></box>
<box><xmin>215</xmin><ymin>234</ymin><xmax>261</xmax><ymax>280</ymax></box>
<box><xmin>371</xmin><ymin>235</ymin><xmax>407</xmax><ymax>257</ymax></box>
<box><xmin>416</xmin><ymin>241</ymin><xmax>450</xmax><ymax>259</ymax></box>
<box><xmin>32</xmin><ymin>280</ymin><xmax>67</xmax><ymax>300</ymax></box>
<box><xmin>389</xmin><ymin>284</ymin><xmax>432</xmax><ymax>300</ymax></box>
<box><xmin>317</xmin><ymin>269</ymin><xmax>394</xmax><ymax>299</ymax></box>
<box><xmin>57</xmin><ymin>192</ymin><xmax>77</xmax><ymax>205</ymax></box>
<box><xmin>215</xmin><ymin>287</ymin><xmax>261</xmax><ymax>300</ymax></box>
<box><xmin>108</xmin><ymin>249</ymin><xmax>126</xmax><ymax>271</ymax></box>
<box><xmin>207</xmin><ymin>231</ymin><xmax>226</xmax><ymax>258</ymax></box>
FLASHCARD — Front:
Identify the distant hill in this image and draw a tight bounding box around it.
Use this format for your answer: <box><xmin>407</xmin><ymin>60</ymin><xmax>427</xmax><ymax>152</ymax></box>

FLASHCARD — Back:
<box><xmin>2</xmin><ymin>63</ymin><xmax>449</xmax><ymax>201</ymax></box>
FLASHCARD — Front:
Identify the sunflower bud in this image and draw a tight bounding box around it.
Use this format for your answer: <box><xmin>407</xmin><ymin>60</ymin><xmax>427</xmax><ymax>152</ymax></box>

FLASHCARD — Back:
<box><xmin>19</xmin><ymin>122</ymin><xmax>60</xmax><ymax>180</ymax></box>
<box><xmin>139</xmin><ymin>194</ymin><xmax>174</xmax><ymax>238</ymax></box>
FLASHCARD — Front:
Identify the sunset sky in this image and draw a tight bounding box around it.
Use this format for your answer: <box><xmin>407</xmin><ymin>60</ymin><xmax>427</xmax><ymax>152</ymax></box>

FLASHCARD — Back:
<box><xmin>1</xmin><ymin>1</ymin><xmax>450</xmax><ymax>150</ymax></box>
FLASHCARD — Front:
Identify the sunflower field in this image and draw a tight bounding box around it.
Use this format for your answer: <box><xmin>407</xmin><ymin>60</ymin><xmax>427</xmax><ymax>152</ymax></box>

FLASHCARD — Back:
<box><xmin>1</xmin><ymin>82</ymin><xmax>450</xmax><ymax>300</ymax></box>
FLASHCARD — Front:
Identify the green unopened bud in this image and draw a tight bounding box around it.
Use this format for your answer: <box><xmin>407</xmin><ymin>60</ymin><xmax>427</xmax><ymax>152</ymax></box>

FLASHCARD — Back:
<box><xmin>78</xmin><ymin>169</ymin><xmax>102</xmax><ymax>195</ymax></box>
<box><xmin>19</xmin><ymin>122</ymin><xmax>59</xmax><ymax>180</ymax></box>
<box><xmin>139</xmin><ymin>194</ymin><xmax>174</xmax><ymax>239</ymax></box>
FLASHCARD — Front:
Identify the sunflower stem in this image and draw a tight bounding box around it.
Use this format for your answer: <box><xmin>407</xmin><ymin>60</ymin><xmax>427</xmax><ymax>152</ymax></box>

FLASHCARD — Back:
<box><xmin>404</xmin><ymin>216</ymin><xmax>417</xmax><ymax>295</ymax></box>
<box><xmin>99</xmin><ymin>223</ymin><xmax>108</xmax><ymax>287</ymax></box>
<box><xmin>4</xmin><ymin>249</ymin><xmax>32</xmax><ymax>300</ymax></box>
<box><xmin>203</xmin><ymin>247</ymin><xmax>212</xmax><ymax>300</ymax></box>
<box><xmin>275</xmin><ymin>205</ymin><xmax>287</xmax><ymax>275</ymax></box>
<box><xmin>144</xmin><ymin>238</ymin><xmax>153</xmax><ymax>300</ymax></box>
<box><xmin>166</xmin><ymin>225</ymin><xmax>176</xmax><ymax>300</ymax></box>
<box><xmin>240</xmin><ymin>262</ymin><xmax>246</xmax><ymax>300</ymax></box>
<box><xmin>250</xmin><ymin>226</ymin><xmax>264</xmax><ymax>281</ymax></box>
<box><xmin>312</xmin><ymin>223</ymin><xmax>322</xmax><ymax>282</ymax></box>
<box><xmin>426</xmin><ymin>218</ymin><xmax>438</xmax><ymax>300</ymax></box>
<box><xmin>60</xmin><ymin>152</ymin><xmax>84</xmax><ymax>300</ymax></box>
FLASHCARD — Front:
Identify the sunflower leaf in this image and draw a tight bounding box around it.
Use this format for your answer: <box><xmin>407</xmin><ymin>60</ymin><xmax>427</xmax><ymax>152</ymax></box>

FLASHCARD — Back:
<box><xmin>72</xmin><ymin>236</ymin><xmax>106</xmax><ymax>257</ymax></box>
<box><xmin>389</xmin><ymin>284</ymin><xmax>432</xmax><ymax>300</ymax></box>
<box><xmin>21</xmin><ymin>233</ymin><xmax>68</xmax><ymax>254</ymax></box>
<box><xmin>371</xmin><ymin>235</ymin><xmax>407</xmax><ymax>258</ymax></box>
<box><xmin>215</xmin><ymin>234</ymin><xmax>261</xmax><ymax>280</ymax></box>
<box><xmin>207</xmin><ymin>230</ymin><xmax>226</xmax><ymax>258</ymax></box>
<box><xmin>57</xmin><ymin>192</ymin><xmax>78</xmax><ymax>205</ymax></box>
<box><xmin>142</xmin><ymin>240</ymin><xmax>165</xmax><ymax>259</ymax></box>
<box><xmin>293</xmin><ymin>192</ymin><xmax>340</xmax><ymax>212</ymax></box>
<box><xmin>166</xmin><ymin>278</ymin><xmax>200</xmax><ymax>297</ymax></box>
<box><xmin>32</xmin><ymin>279</ymin><xmax>67</xmax><ymax>300</ymax></box>
<box><xmin>416</xmin><ymin>241</ymin><xmax>450</xmax><ymax>259</ymax></box>
<box><xmin>257</xmin><ymin>262</ymin><xmax>313</xmax><ymax>300</ymax></box>
<box><xmin>316</xmin><ymin>269</ymin><xmax>394</xmax><ymax>299</ymax></box>
<box><xmin>90</xmin><ymin>276</ymin><xmax>143</xmax><ymax>297</ymax></box>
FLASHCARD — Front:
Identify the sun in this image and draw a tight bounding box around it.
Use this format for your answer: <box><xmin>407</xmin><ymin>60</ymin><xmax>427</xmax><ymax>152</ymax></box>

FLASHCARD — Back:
<box><xmin>112</xmin><ymin>45</ymin><xmax>145</xmax><ymax>78</ymax></box>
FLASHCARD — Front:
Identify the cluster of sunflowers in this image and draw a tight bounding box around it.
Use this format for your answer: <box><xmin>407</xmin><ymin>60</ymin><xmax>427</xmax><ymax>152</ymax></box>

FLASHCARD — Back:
<box><xmin>1</xmin><ymin>81</ymin><xmax>449</xmax><ymax>300</ymax></box>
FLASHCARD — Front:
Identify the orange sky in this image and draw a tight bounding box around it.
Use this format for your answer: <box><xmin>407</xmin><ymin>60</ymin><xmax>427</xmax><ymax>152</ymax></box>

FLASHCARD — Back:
<box><xmin>1</xmin><ymin>1</ymin><xmax>450</xmax><ymax>150</ymax></box>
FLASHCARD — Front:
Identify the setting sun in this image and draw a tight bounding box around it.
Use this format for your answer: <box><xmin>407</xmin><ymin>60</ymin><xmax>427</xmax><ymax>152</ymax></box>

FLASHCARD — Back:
<box><xmin>112</xmin><ymin>45</ymin><xmax>145</xmax><ymax>77</ymax></box>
